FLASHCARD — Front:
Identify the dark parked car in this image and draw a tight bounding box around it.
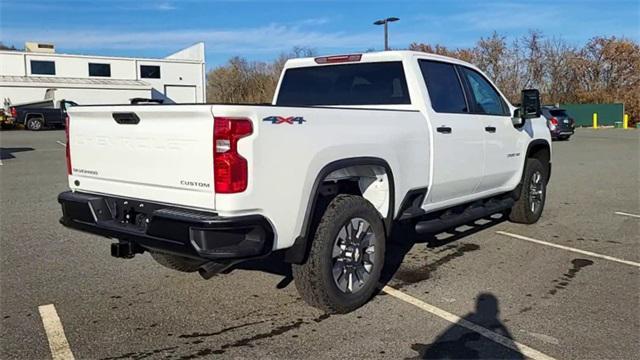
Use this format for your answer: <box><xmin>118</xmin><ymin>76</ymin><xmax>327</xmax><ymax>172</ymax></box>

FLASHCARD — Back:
<box><xmin>9</xmin><ymin>99</ymin><xmax>77</xmax><ymax>131</ymax></box>
<box><xmin>541</xmin><ymin>106</ymin><xmax>575</xmax><ymax>140</ymax></box>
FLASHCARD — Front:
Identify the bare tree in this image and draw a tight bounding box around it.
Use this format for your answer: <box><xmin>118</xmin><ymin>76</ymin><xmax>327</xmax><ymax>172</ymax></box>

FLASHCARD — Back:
<box><xmin>207</xmin><ymin>47</ymin><xmax>315</xmax><ymax>104</ymax></box>
<box><xmin>410</xmin><ymin>32</ymin><xmax>639</xmax><ymax>123</ymax></box>
<box><xmin>209</xmin><ymin>36</ymin><xmax>639</xmax><ymax>124</ymax></box>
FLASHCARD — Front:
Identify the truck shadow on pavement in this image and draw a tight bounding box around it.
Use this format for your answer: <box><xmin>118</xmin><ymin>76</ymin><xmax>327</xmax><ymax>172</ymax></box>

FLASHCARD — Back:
<box><xmin>234</xmin><ymin>213</ymin><xmax>523</xmax><ymax>359</ymax></box>
<box><xmin>384</xmin><ymin>214</ymin><xmax>524</xmax><ymax>359</ymax></box>
<box><xmin>380</xmin><ymin>213</ymin><xmax>508</xmax><ymax>286</ymax></box>
<box><xmin>0</xmin><ymin>147</ymin><xmax>34</xmax><ymax>160</ymax></box>
<box><xmin>235</xmin><ymin>213</ymin><xmax>510</xmax><ymax>291</ymax></box>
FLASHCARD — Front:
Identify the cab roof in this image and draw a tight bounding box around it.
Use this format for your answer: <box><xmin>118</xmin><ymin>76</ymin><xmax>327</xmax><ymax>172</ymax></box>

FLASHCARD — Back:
<box><xmin>284</xmin><ymin>50</ymin><xmax>478</xmax><ymax>71</ymax></box>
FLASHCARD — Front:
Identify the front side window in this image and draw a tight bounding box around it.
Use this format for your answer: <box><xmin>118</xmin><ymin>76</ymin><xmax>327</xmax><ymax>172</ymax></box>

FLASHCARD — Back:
<box><xmin>140</xmin><ymin>65</ymin><xmax>161</xmax><ymax>79</ymax></box>
<box><xmin>276</xmin><ymin>61</ymin><xmax>410</xmax><ymax>106</ymax></box>
<box><xmin>31</xmin><ymin>60</ymin><xmax>56</xmax><ymax>75</ymax></box>
<box><xmin>89</xmin><ymin>63</ymin><xmax>111</xmax><ymax>77</ymax></box>
<box><xmin>460</xmin><ymin>67</ymin><xmax>508</xmax><ymax>116</ymax></box>
<box><xmin>419</xmin><ymin>60</ymin><xmax>467</xmax><ymax>114</ymax></box>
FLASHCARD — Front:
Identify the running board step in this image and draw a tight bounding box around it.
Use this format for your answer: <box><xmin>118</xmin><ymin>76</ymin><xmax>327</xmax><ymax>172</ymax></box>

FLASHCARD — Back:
<box><xmin>415</xmin><ymin>198</ymin><xmax>514</xmax><ymax>234</ymax></box>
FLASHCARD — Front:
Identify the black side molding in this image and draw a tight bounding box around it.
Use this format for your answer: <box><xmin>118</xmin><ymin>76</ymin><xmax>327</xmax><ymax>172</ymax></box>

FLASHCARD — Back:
<box><xmin>112</xmin><ymin>112</ymin><xmax>140</xmax><ymax>125</ymax></box>
<box><xmin>396</xmin><ymin>187</ymin><xmax>428</xmax><ymax>221</ymax></box>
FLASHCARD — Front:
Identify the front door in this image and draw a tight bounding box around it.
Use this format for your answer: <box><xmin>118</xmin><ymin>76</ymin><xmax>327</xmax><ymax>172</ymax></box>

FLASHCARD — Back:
<box><xmin>457</xmin><ymin>66</ymin><xmax>520</xmax><ymax>192</ymax></box>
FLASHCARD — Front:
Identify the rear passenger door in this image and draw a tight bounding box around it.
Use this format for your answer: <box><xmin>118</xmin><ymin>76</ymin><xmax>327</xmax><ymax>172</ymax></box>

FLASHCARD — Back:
<box><xmin>419</xmin><ymin>60</ymin><xmax>485</xmax><ymax>205</ymax></box>
<box><xmin>458</xmin><ymin>66</ymin><xmax>520</xmax><ymax>192</ymax></box>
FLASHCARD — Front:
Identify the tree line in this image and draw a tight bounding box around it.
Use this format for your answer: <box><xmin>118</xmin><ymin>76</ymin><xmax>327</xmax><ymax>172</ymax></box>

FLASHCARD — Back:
<box><xmin>207</xmin><ymin>31</ymin><xmax>639</xmax><ymax>124</ymax></box>
<box><xmin>409</xmin><ymin>32</ymin><xmax>639</xmax><ymax>124</ymax></box>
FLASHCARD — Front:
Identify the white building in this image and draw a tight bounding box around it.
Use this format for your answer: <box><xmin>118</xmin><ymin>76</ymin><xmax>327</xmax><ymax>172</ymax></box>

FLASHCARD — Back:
<box><xmin>0</xmin><ymin>42</ymin><xmax>206</xmax><ymax>107</ymax></box>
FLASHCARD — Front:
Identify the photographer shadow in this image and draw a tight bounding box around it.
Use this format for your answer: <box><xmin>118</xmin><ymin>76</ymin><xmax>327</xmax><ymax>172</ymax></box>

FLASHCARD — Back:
<box><xmin>408</xmin><ymin>293</ymin><xmax>523</xmax><ymax>360</ymax></box>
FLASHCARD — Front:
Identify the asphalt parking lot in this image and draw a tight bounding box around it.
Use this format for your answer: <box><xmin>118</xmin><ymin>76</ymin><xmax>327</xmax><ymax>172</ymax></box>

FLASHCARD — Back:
<box><xmin>1</xmin><ymin>128</ymin><xmax>638</xmax><ymax>360</ymax></box>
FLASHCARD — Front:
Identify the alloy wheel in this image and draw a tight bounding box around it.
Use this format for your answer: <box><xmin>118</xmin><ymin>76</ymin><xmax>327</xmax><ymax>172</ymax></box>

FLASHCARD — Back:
<box><xmin>331</xmin><ymin>217</ymin><xmax>377</xmax><ymax>294</ymax></box>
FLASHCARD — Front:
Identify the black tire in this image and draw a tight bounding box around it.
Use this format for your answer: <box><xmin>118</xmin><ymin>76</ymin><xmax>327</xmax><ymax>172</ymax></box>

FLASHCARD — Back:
<box><xmin>150</xmin><ymin>252</ymin><xmax>206</xmax><ymax>273</ymax></box>
<box><xmin>293</xmin><ymin>194</ymin><xmax>386</xmax><ymax>314</ymax></box>
<box><xmin>509</xmin><ymin>158</ymin><xmax>547</xmax><ymax>224</ymax></box>
<box><xmin>26</xmin><ymin>117</ymin><xmax>44</xmax><ymax>131</ymax></box>
<box><xmin>558</xmin><ymin>136</ymin><xmax>570</xmax><ymax>141</ymax></box>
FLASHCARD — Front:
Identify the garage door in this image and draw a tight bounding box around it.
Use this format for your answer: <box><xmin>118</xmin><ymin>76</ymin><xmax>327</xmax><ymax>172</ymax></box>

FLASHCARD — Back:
<box><xmin>164</xmin><ymin>85</ymin><xmax>197</xmax><ymax>103</ymax></box>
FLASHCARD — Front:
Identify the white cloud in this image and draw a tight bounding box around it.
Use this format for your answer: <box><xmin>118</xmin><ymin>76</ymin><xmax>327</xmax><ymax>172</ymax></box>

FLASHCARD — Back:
<box><xmin>3</xmin><ymin>24</ymin><xmax>386</xmax><ymax>54</ymax></box>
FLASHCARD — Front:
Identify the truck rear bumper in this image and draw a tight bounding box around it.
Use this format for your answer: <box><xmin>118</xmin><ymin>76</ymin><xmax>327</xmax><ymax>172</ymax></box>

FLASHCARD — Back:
<box><xmin>58</xmin><ymin>191</ymin><xmax>273</xmax><ymax>261</ymax></box>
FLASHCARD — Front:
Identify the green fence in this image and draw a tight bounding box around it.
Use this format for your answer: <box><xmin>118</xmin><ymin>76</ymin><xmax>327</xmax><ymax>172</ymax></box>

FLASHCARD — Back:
<box><xmin>559</xmin><ymin>103</ymin><xmax>624</xmax><ymax>127</ymax></box>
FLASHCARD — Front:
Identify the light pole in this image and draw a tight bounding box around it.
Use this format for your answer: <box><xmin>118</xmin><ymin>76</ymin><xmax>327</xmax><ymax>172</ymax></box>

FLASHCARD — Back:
<box><xmin>373</xmin><ymin>17</ymin><xmax>399</xmax><ymax>51</ymax></box>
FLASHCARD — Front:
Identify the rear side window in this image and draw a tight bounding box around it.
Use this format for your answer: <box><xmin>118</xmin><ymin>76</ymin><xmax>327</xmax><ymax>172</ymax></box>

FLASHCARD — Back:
<box><xmin>459</xmin><ymin>67</ymin><xmax>509</xmax><ymax>116</ymax></box>
<box><xmin>276</xmin><ymin>62</ymin><xmax>410</xmax><ymax>106</ymax></box>
<box><xmin>419</xmin><ymin>60</ymin><xmax>467</xmax><ymax>113</ymax></box>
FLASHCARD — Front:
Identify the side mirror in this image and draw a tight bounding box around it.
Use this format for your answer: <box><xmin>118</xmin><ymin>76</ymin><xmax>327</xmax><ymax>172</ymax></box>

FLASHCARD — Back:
<box><xmin>520</xmin><ymin>89</ymin><xmax>541</xmax><ymax>120</ymax></box>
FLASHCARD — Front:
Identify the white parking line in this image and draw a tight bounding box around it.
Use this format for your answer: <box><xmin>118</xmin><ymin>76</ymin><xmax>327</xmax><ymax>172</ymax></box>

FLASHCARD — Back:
<box><xmin>382</xmin><ymin>286</ymin><xmax>556</xmax><ymax>360</ymax></box>
<box><xmin>56</xmin><ymin>141</ymin><xmax>66</xmax><ymax>147</ymax></box>
<box><xmin>614</xmin><ymin>211</ymin><xmax>640</xmax><ymax>219</ymax></box>
<box><xmin>38</xmin><ymin>304</ymin><xmax>75</xmax><ymax>360</ymax></box>
<box><xmin>496</xmin><ymin>231</ymin><xmax>640</xmax><ymax>268</ymax></box>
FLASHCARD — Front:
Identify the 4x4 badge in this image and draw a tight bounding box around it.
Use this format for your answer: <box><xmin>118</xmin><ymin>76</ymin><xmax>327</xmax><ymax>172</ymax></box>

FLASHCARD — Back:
<box><xmin>263</xmin><ymin>116</ymin><xmax>306</xmax><ymax>125</ymax></box>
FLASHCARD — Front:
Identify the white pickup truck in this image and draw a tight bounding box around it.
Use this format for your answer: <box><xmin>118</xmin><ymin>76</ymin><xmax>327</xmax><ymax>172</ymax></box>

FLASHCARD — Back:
<box><xmin>59</xmin><ymin>51</ymin><xmax>551</xmax><ymax>313</ymax></box>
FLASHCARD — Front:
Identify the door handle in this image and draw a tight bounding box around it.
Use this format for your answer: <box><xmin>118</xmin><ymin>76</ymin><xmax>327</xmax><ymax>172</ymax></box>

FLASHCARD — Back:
<box><xmin>436</xmin><ymin>126</ymin><xmax>452</xmax><ymax>134</ymax></box>
<box><xmin>485</xmin><ymin>126</ymin><xmax>496</xmax><ymax>133</ymax></box>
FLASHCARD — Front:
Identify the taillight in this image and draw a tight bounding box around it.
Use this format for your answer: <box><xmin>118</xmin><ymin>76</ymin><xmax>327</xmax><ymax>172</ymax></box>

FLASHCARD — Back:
<box><xmin>65</xmin><ymin>115</ymin><xmax>71</xmax><ymax>175</ymax></box>
<box><xmin>213</xmin><ymin>117</ymin><xmax>252</xmax><ymax>193</ymax></box>
<box><xmin>9</xmin><ymin>107</ymin><xmax>17</xmax><ymax>118</ymax></box>
<box><xmin>550</xmin><ymin>117</ymin><xmax>559</xmax><ymax>126</ymax></box>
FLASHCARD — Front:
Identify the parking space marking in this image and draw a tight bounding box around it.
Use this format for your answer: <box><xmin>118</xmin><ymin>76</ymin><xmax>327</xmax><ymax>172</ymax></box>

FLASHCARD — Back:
<box><xmin>382</xmin><ymin>286</ymin><xmax>556</xmax><ymax>360</ymax></box>
<box><xmin>56</xmin><ymin>141</ymin><xmax>66</xmax><ymax>147</ymax></box>
<box><xmin>38</xmin><ymin>304</ymin><xmax>75</xmax><ymax>360</ymax></box>
<box><xmin>614</xmin><ymin>211</ymin><xmax>640</xmax><ymax>219</ymax></box>
<box><xmin>496</xmin><ymin>231</ymin><xmax>640</xmax><ymax>268</ymax></box>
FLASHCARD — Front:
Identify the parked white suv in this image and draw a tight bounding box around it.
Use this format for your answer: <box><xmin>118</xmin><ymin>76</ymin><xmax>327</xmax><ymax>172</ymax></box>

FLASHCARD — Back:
<box><xmin>59</xmin><ymin>51</ymin><xmax>551</xmax><ymax>313</ymax></box>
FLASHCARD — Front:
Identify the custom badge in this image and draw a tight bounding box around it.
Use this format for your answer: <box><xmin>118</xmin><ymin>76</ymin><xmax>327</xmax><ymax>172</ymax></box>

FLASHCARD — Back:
<box><xmin>262</xmin><ymin>116</ymin><xmax>306</xmax><ymax>125</ymax></box>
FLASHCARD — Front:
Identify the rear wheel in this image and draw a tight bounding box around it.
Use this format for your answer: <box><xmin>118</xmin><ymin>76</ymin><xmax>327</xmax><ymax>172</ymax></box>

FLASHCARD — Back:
<box><xmin>293</xmin><ymin>195</ymin><xmax>385</xmax><ymax>314</ymax></box>
<box><xmin>26</xmin><ymin>117</ymin><xmax>44</xmax><ymax>131</ymax></box>
<box><xmin>509</xmin><ymin>158</ymin><xmax>547</xmax><ymax>224</ymax></box>
<box><xmin>150</xmin><ymin>252</ymin><xmax>206</xmax><ymax>273</ymax></box>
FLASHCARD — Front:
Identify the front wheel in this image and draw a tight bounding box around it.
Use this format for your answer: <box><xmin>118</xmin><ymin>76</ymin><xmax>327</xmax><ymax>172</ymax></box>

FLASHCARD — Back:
<box><xmin>293</xmin><ymin>194</ymin><xmax>386</xmax><ymax>314</ymax></box>
<box><xmin>509</xmin><ymin>158</ymin><xmax>547</xmax><ymax>224</ymax></box>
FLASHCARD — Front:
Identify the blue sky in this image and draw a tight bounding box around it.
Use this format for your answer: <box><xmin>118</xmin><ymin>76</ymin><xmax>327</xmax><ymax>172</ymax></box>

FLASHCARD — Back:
<box><xmin>1</xmin><ymin>0</ymin><xmax>638</xmax><ymax>68</ymax></box>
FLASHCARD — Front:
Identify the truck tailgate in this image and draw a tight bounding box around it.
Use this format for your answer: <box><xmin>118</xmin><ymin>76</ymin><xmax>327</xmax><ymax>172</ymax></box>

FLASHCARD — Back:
<box><xmin>67</xmin><ymin>105</ymin><xmax>216</xmax><ymax>210</ymax></box>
